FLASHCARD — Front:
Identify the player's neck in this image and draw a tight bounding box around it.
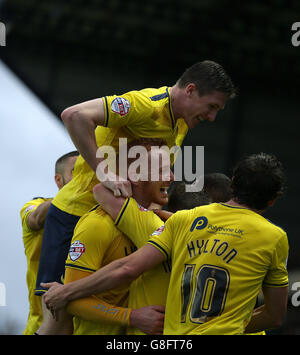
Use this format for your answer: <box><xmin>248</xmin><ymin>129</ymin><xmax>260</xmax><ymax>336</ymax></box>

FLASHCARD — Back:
<box><xmin>132</xmin><ymin>189</ymin><xmax>151</xmax><ymax>209</ymax></box>
<box><xmin>169</xmin><ymin>85</ymin><xmax>183</xmax><ymax>120</ymax></box>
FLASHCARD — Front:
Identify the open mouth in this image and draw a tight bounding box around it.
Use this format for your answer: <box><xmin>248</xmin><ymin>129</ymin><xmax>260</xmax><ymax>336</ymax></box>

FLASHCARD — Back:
<box><xmin>160</xmin><ymin>187</ymin><xmax>168</xmax><ymax>194</ymax></box>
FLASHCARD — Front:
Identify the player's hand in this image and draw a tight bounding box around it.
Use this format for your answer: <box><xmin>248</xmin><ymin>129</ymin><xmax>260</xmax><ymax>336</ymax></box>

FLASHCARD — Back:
<box><xmin>40</xmin><ymin>282</ymin><xmax>68</xmax><ymax>320</ymax></box>
<box><xmin>153</xmin><ymin>209</ymin><xmax>173</xmax><ymax>222</ymax></box>
<box><xmin>99</xmin><ymin>171</ymin><xmax>132</xmax><ymax>197</ymax></box>
<box><xmin>130</xmin><ymin>305</ymin><xmax>165</xmax><ymax>335</ymax></box>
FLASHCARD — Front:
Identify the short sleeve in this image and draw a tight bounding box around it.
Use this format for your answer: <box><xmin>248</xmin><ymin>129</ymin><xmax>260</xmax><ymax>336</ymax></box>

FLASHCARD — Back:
<box><xmin>65</xmin><ymin>215</ymin><xmax>115</xmax><ymax>273</ymax></box>
<box><xmin>20</xmin><ymin>198</ymin><xmax>45</xmax><ymax>231</ymax></box>
<box><xmin>263</xmin><ymin>232</ymin><xmax>289</xmax><ymax>287</ymax></box>
<box><xmin>103</xmin><ymin>91</ymin><xmax>153</xmax><ymax>128</ymax></box>
<box><xmin>115</xmin><ymin>198</ymin><xmax>164</xmax><ymax>248</ymax></box>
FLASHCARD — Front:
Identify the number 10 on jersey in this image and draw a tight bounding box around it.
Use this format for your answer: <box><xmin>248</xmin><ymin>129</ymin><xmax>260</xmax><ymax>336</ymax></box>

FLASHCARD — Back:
<box><xmin>181</xmin><ymin>264</ymin><xmax>230</xmax><ymax>323</ymax></box>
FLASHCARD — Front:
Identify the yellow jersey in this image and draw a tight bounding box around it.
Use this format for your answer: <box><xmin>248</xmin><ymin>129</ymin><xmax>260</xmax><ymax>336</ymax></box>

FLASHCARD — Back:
<box><xmin>52</xmin><ymin>87</ymin><xmax>188</xmax><ymax>216</ymax></box>
<box><xmin>114</xmin><ymin>198</ymin><xmax>170</xmax><ymax>335</ymax></box>
<box><xmin>20</xmin><ymin>197</ymin><xmax>52</xmax><ymax>335</ymax></box>
<box><xmin>148</xmin><ymin>203</ymin><xmax>289</xmax><ymax>335</ymax></box>
<box><xmin>65</xmin><ymin>206</ymin><xmax>136</xmax><ymax>335</ymax></box>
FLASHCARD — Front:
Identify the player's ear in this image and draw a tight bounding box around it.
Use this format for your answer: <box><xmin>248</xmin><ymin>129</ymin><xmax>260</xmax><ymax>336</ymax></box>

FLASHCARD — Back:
<box><xmin>185</xmin><ymin>83</ymin><xmax>197</xmax><ymax>97</ymax></box>
<box><xmin>55</xmin><ymin>173</ymin><xmax>63</xmax><ymax>189</ymax></box>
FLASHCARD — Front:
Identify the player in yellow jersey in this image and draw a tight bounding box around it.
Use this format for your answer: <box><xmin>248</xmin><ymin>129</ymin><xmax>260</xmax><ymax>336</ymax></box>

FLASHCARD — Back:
<box><xmin>41</xmin><ymin>174</ymin><xmax>232</xmax><ymax>334</ymax></box>
<box><xmin>44</xmin><ymin>153</ymin><xmax>289</xmax><ymax>335</ymax></box>
<box><xmin>20</xmin><ymin>151</ymin><xmax>78</xmax><ymax>335</ymax></box>
<box><xmin>40</xmin><ymin>138</ymin><xmax>173</xmax><ymax>334</ymax></box>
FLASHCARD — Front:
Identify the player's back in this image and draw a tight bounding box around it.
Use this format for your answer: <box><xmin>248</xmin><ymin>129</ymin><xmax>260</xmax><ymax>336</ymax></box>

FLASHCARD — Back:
<box><xmin>149</xmin><ymin>203</ymin><xmax>289</xmax><ymax>334</ymax></box>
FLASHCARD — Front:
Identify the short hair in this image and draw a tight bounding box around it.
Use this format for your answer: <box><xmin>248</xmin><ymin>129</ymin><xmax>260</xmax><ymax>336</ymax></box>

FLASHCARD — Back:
<box><xmin>55</xmin><ymin>151</ymin><xmax>79</xmax><ymax>175</ymax></box>
<box><xmin>165</xmin><ymin>181</ymin><xmax>211</xmax><ymax>212</ymax></box>
<box><xmin>204</xmin><ymin>173</ymin><xmax>232</xmax><ymax>202</ymax></box>
<box><xmin>232</xmin><ymin>153</ymin><xmax>286</xmax><ymax>210</ymax></box>
<box><xmin>177</xmin><ymin>60</ymin><xmax>236</xmax><ymax>99</ymax></box>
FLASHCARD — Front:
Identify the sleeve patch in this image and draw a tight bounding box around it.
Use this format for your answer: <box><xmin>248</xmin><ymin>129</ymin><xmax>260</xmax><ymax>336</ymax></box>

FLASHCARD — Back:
<box><xmin>151</xmin><ymin>225</ymin><xmax>165</xmax><ymax>236</ymax></box>
<box><xmin>69</xmin><ymin>240</ymin><xmax>86</xmax><ymax>261</ymax></box>
<box><xmin>24</xmin><ymin>205</ymin><xmax>36</xmax><ymax>214</ymax></box>
<box><xmin>111</xmin><ymin>97</ymin><xmax>130</xmax><ymax>116</ymax></box>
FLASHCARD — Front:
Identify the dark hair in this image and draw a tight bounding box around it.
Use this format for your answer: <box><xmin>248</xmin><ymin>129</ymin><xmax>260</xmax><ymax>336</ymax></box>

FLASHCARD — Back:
<box><xmin>204</xmin><ymin>173</ymin><xmax>232</xmax><ymax>203</ymax></box>
<box><xmin>165</xmin><ymin>181</ymin><xmax>211</xmax><ymax>212</ymax></box>
<box><xmin>55</xmin><ymin>151</ymin><xmax>79</xmax><ymax>174</ymax></box>
<box><xmin>232</xmin><ymin>153</ymin><xmax>286</xmax><ymax>210</ymax></box>
<box><xmin>177</xmin><ymin>60</ymin><xmax>236</xmax><ymax>99</ymax></box>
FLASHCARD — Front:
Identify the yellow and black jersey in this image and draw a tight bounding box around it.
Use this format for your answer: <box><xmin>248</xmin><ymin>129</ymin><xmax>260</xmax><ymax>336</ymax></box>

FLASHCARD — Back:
<box><xmin>52</xmin><ymin>86</ymin><xmax>188</xmax><ymax>217</ymax></box>
<box><xmin>65</xmin><ymin>205</ymin><xmax>136</xmax><ymax>335</ymax></box>
<box><xmin>20</xmin><ymin>197</ymin><xmax>52</xmax><ymax>335</ymax></box>
<box><xmin>115</xmin><ymin>198</ymin><xmax>170</xmax><ymax>335</ymax></box>
<box><xmin>148</xmin><ymin>203</ymin><xmax>289</xmax><ymax>335</ymax></box>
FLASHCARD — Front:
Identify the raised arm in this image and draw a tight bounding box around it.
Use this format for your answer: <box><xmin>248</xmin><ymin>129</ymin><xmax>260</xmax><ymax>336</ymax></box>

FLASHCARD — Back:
<box><xmin>61</xmin><ymin>99</ymin><xmax>131</xmax><ymax>197</ymax></box>
<box><xmin>61</xmin><ymin>99</ymin><xmax>105</xmax><ymax>173</ymax></box>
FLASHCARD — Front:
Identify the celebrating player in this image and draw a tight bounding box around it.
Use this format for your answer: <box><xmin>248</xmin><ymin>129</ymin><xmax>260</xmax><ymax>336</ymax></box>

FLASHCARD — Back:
<box><xmin>20</xmin><ymin>151</ymin><xmax>78</xmax><ymax>335</ymax></box>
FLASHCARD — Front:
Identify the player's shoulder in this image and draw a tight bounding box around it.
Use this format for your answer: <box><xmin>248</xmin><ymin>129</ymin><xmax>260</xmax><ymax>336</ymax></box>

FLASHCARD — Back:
<box><xmin>76</xmin><ymin>205</ymin><xmax>118</xmax><ymax>238</ymax></box>
<box><xmin>20</xmin><ymin>197</ymin><xmax>50</xmax><ymax>215</ymax></box>
<box><xmin>260</xmin><ymin>215</ymin><xmax>287</xmax><ymax>236</ymax></box>
<box><xmin>126</xmin><ymin>86</ymin><xmax>169</xmax><ymax>104</ymax></box>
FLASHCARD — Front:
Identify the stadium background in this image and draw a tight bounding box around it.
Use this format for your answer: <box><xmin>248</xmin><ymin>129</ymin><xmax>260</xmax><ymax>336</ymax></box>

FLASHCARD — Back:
<box><xmin>0</xmin><ymin>0</ymin><xmax>299</xmax><ymax>334</ymax></box>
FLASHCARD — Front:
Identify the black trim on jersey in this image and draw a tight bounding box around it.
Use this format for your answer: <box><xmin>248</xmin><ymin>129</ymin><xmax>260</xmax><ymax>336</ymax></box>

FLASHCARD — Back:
<box><xmin>65</xmin><ymin>263</ymin><xmax>96</xmax><ymax>273</ymax></box>
<box><xmin>166</xmin><ymin>87</ymin><xmax>175</xmax><ymax>130</ymax></box>
<box><xmin>149</xmin><ymin>91</ymin><xmax>168</xmax><ymax>101</ymax></box>
<box><xmin>263</xmin><ymin>281</ymin><xmax>289</xmax><ymax>287</ymax></box>
<box><xmin>104</xmin><ymin>96</ymin><xmax>109</xmax><ymax>127</ymax></box>
<box><xmin>88</xmin><ymin>204</ymin><xmax>100</xmax><ymax>213</ymax></box>
<box><xmin>219</xmin><ymin>203</ymin><xmax>250</xmax><ymax>210</ymax></box>
<box><xmin>148</xmin><ymin>240</ymin><xmax>169</xmax><ymax>259</ymax></box>
<box><xmin>115</xmin><ymin>198</ymin><xmax>130</xmax><ymax>226</ymax></box>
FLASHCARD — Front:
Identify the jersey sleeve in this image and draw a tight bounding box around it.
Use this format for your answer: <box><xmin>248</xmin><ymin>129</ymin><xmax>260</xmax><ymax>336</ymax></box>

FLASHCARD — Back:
<box><xmin>20</xmin><ymin>198</ymin><xmax>46</xmax><ymax>232</ymax></box>
<box><xmin>65</xmin><ymin>215</ymin><xmax>116</xmax><ymax>273</ymax></box>
<box><xmin>114</xmin><ymin>198</ymin><xmax>164</xmax><ymax>249</ymax></box>
<box><xmin>102</xmin><ymin>91</ymin><xmax>154</xmax><ymax>128</ymax></box>
<box><xmin>263</xmin><ymin>232</ymin><xmax>289</xmax><ymax>287</ymax></box>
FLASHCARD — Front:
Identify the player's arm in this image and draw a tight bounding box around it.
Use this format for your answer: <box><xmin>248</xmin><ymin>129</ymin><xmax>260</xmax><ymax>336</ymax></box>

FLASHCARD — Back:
<box><xmin>61</xmin><ymin>99</ymin><xmax>106</xmax><ymax>173</ymax></box>
<box><xmin>93</xmin><ymin>183</ymin><xmax>126</xmax><ymax>221</ymax></box>
<box><xmin>61</xmin><ymin>99</ymin><xmax>131</xmax><ymax>197</ymax></box>
<box><xmin>244</xmin><ymin>285</ymin><xmax>288</xmax><ymax>333</ymax></box>
<box><xmin>27</xmin><ymin>200</ymin><xmax>52</xmax><ymax>231</ymax></box>
<box><xmin>42</xmin><ymin>249</ymin><xmax>165</xmax><ymax>334</ymax></box>
<box><xmin>42</xmin><ymin>244</ymin><xmax>165</xmax><ymax>309</ymax></box>
<box><xmin>65</xmin><ymin>267</ymin><xmax>164</xmax><ymax>334</ymax></box>
<box><xmin>153</xmin><ymin>209</ymin><xmax>174</xmax><ymax>222</ymax></box>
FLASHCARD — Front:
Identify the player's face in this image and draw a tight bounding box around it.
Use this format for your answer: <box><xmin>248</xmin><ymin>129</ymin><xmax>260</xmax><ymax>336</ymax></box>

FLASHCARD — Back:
<box><xmin>182</xmin><ymin>87</ymin><xmax>227</xmax><ymax>129</ymax></box>
<box><xmin>62</xmin><ymin>156</ymin><xmax>78</xmax><ymax>185</ymax></box>
<box><xmin>141</xmin><ymin>149</ymin><xmax>174</xmax><ymax>206</ymax></box>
